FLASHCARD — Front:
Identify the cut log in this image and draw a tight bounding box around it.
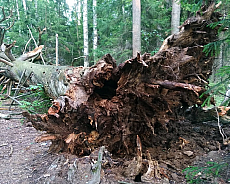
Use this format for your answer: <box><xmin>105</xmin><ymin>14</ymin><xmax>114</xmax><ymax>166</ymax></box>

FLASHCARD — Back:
<box><xmin>1</xmin><ymin>3</ymin><xmax>223</xmax><ymax>157</ymax></box>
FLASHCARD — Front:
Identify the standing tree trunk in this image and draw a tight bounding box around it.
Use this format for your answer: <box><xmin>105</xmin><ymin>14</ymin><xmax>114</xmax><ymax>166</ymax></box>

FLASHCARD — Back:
<box><xmin>171</xmin><ymin>0</ymin><xmax>181</xmax><ymax>34</ymax></box>
<box><xmin>22</xmin><ymin>0</ymin><xmax>27</xmax><ymax>18</ymax></box>
<box><xmin>211</xmin><ymin>32</ymin><xmax>224</xmax><ymax>83</ymax></box>
<box><xmin>15</xmin><ymin>0</ymin><xmax>20</xmax><ymax>20</ymax></box>
<box><xmin>76</xmin><ymin>0</ymin><xmax>82</xmax><ymax>26</ymax></box>
<box><xmin>35</xmin><ymin>0</ymin><xmax>38</xmax><ymax>18</ymax></box>
<box><xmin>132</xmin><ymin>0</ymin><xmax>141</xmax><ymax>57</ymax></box>
<box><xmin>0</xmin><ymin>7</ymin><xmax>14</xmax><ymax>47</ymax></box>
<box><xmin>0</xmin><ymin>3</ymin><xmax>223</xmax><ymax>158</ymax></box>
<box><xmin>83</xmin><ymin>0</ymin><xmax>89</xmax><ymax>67</ymax></box>
<box><xmin>93</xmin><ymin>0</ymin><xmax>98</xmax><ymax>64</ymax></box>
<box><xmin>74</xmin><ymin>0</ymin><xmax>82</xmax><ymax>57</ymax></box>
<box><xmin>56</xmin><ymin>34</ymin><xmax>58</xmax><ymax>66</ymax></box>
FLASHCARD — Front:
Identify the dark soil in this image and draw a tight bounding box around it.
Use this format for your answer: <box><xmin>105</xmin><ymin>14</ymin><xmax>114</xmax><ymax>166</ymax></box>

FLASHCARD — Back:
<box><xmin>0</xmin><ymin>103</ymin><xmax>229</xmax><ymax>184</ymax></box>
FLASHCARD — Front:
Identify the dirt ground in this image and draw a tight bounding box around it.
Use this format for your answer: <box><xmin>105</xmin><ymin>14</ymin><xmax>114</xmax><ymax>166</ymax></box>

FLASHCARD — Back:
<box><xmin>0</xmin><ymin>104</ymin><xmax>229</xmax><ymax>184</ymax></box>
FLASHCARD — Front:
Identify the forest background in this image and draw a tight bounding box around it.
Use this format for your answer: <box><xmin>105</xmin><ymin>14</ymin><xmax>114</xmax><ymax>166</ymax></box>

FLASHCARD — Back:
<box><xmin>0</xmin><ymin>0</ymin><xmax>229</xmax><ymax>84</ymax></box>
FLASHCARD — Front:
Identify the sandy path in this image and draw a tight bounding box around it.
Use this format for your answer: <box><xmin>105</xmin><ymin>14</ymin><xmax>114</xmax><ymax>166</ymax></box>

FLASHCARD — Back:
<box><xmin>0</xmin><ymin>110</ymin><xmax>50</xmax><ymax>184</ymax></box>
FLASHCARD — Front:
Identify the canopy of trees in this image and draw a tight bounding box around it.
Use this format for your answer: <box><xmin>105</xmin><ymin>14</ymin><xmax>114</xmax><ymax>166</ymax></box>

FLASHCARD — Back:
<box><xmin>0</xmin><ymin>0</ymin><xmax>228</xmax><ymax>67</ymax></box>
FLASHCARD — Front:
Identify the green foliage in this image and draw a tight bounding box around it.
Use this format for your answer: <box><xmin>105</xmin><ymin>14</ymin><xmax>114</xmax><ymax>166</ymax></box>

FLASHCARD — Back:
<box><xmin>200</xmin><ymin>80</ymin><xmax>228</xmax><ymax>107</ymax></box>
<box><xmin>183</xmin><ymin>162</ymin><xmax>228</xmax><ymax>183</ymax></box>
<box><xmin>201</xmin><ymin>65</ymin><xmax>230</xmax><ymax>107</ymax></box>
<box><xmin>141</xmin><ymin>0</ymin><xmax>171</xmax><ymax>54</ymax></box>
<box><xmin>90</xmin><ymin>0</ymin><xmax>133</xmax><ymax>64</ymax></box>
<box><xmin>180</xmin><ymin>0</ymin><xmax>204</xmax><ymax>13</ymax></box>
<box><xmin>180</xmin><ymin>0</ymin><xmax>230</xmax><ymax>13</ymax></box>
<box><xmin>203</xmin><ymin>41</ymin><xmax>222</xmax><ymax>57</ymax></box>
<box><xmin>203</xmin><ymin>15</ymin><xmax>230</xmax><ymax>57</ymax></box>
<box><xmin>3</xmin><ymin>0</ymin><xmax>74</xmax><ymax>65</ymax></box>
<box><xmin>180</xmin><ymin>0</ymin><xmax>230</xmax><ymax>55</ymax></box>
<box><xmin>1</xmin><ymin>0</ymin><xmax>229</xmax><ymax>67</ymax></box>
<box><xmin>188</xmin><ymin>0</ymin><xmax>230</xmax><ymax>106</ymax></box>
<box><xmin>19</xmin><ymin>84</ymin><xmax>52</xmax><ymax>114</ymax></box>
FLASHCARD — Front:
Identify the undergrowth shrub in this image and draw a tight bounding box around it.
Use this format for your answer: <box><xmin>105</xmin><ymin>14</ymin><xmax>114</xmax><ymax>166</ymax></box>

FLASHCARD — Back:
<box><xmin>19</xmin><ymin>84</ymin><xmax>52</xmax><ymax>114</ymax></box>
<box><xmin>183</xmin><ymin>162</ymin><xmax>228</xmax><ymax>184</ymax></box>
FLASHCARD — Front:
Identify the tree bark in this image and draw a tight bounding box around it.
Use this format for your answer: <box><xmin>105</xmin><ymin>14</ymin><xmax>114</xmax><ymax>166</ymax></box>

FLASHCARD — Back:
<box><xmin>0</xmin><ymin>3</ymin><xmax>223</xmax><ymax>157</ymax></box>
<box><xmin>83</xmin><ymin>0</ymin><xmax>89</xmax><ymax>67</ymax></box>
<box><xmin>15</xmin><ymin>0</ymin><xmax>20</xmax><ymax>20</ymax></box>
<box><xmin>56</xmin><ymin>34</ymin><xmax>58</xmax><ymax>66</ymax></box>
<box><xmin>93</xmin><ymin>0</ymin><xmax>98</xmax><ymax>63</ymax></box>
<box><xmin>171</xmin><ymin>0</ymin><xmax>181</xmax><ymax>34</ymax></box>
<box><xmin>76</xmin><ymin>0</ymin><xmax>82</xmax><ymax>26</ymax></box>
<box><xmin>22</xmin><ymin>0</ymin><xmax>27</xmax><ymax>17</ymax></box>
<box><xmin>132</xmin><ymin>0</ymin><xmax>141</xmax><ymax>58</ymax></box>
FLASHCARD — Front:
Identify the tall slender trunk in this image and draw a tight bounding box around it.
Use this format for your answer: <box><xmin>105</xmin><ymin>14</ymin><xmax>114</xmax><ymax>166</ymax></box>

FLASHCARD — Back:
<box><xmin>212</xmin><ymin>32</ymin><xmax>224</xmax><ymax>82</ymax></box>
<box><xmin>74</xmin><ymin>1</ymin><xmax>82</xmax><ymax>56</ymax></box>
<box><xmin>15</xmin><ymin>0</ymin><xmax>20</xmax><ymax>20</ymax></box>
<box><xmin>22</xmin><ymin>0</ymin><xmax>27</xmax><ymax>17</ymax></box>
<box><xmin>83</xmin><ymin>0</ymin><xmax>89</xmax><ymax>67</ymax></box>
<box><xmin>56</xmin><ymin>34</ymin><xmax>58</xmax><ymax>66</ymax></box>
<box><xmin>35</xmin><ymin>0</ymin><xmax>38</xmax><ymax>17</ymax></box>
<box><xmin>93</xmin><ymin>0</ymin><xmax>97</xmax><ymax>63</ymax></box>
<box><xmin>132</xmin><ymin>0</ymin><xmax>141</xmax><ymax>58</ymax></box>
<box><xmin>171</xmin><ymin>0</ymin><xmax>181</xmax><ymax>34</ymax></box>
<box><xmin>76</xmin><ymin>0</ymin><xmax>82</xmax><ymax>26</ymax></box>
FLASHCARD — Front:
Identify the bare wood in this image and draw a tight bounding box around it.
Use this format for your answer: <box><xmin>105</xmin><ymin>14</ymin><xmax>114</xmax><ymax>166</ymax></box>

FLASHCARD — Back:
<box><xmin>12</xmin><ymin>69</ymin><xmax>26</xmax><ymax>100</ymax></box>
<box><xmin>0</xmin><ymin>76</ymin><xmax>5</xmax><ymax>83</ymax></box>
<box><xmin>0</xmin><ymin>113</ymin><xmax>10</xmax><ymax>119</ymax></box>
<box><xmin>0</xmin><ymin>143</ymin><xmax>8</xmax><ymax>147</ymax></box>
<box><xmin>147</xmin><ymin>80</ymin><xmax>203</xmax><ymax>94</ymax></box>
<box><xmin>0</xmin><ymin>52</ymin><xmax>13</xmax><ymax>62</ymax></box>
<box><xmin>8</xmin><ymin>144</ymin><xmax>13</xmax><ymax>157</ymax></box>
<box><xmin>2</xmin><ymin>78</ymin><xmax>10</xmax><ymax>84</ymax></box>
<box><xmin>26</xmin><ymin>25</ymin><xmax>45</xmax><ymax>65</ymax></box>
<box><xmin>23</xmin><ymin>38</ymin><xmax>32</xmax><ymax>54</ymax></box>
<box><xmin>6</xmin><ymin>80</ymin><xmax>12</xmax><ymax>96</ymax></box>
<box><xmin>18</xmin><ymin>45</ymin><xmax>44</xmax><ymax>61</ymax></box>
<box><xmin>35</xmin><ymin>134</ymin><xmax>58</xmax><ymax>142</ymax></box>
<box><xmin>27</xmin><ymin>25</ymin><xmax>38</xmax><ymax>47</ymax></box>
<box><xmin>8</xmin><ymin>95</ymin><xmax>23</xmax><ymax>105</ymax></box>
<box><xmin>4</xmin><ymin>40</ymin><xmax>16</xmax><ymax>61</ymax></box>
<box><xmin>142</xmin><ymin>150</ymin><xmax>160</xmax><ymax>181</ymax></box>
<box><xmin>71</xmin><ymin>56</ymin><xmax>85</xmax><ymax>66</ymax></box>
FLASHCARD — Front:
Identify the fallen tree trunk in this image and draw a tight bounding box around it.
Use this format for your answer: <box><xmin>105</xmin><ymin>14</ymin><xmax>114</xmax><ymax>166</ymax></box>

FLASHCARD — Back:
<box><xmin>0</xmin><ymin>3</ymin><xmax>223</xmax><ymax>157</ymax></box>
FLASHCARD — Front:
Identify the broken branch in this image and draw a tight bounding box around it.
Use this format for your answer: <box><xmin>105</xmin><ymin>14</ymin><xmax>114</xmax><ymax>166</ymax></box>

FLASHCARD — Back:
<box><xmin>147</xmin><ymin>80</ymin><xmax>203</xmax><ymax>94</ymax></box>
<box><xmin>0</xmin><ymin>6</ymin><xmax>13</xmax><ymax>23</ymax></box>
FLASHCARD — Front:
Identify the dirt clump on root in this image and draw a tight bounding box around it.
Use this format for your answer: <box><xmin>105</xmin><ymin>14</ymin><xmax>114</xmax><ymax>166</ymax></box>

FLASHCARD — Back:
<box><xmin>0</xmin><ymin>107</ymin><xmax>229</xmax><ymax>184</ymax></box>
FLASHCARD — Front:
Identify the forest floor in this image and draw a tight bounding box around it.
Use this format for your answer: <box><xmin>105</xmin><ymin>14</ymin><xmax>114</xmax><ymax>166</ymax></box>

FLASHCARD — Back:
<box><xmin>0</xmin><ymin>102</ymin><xmax>229</xmax><ymax>184</ymax></box>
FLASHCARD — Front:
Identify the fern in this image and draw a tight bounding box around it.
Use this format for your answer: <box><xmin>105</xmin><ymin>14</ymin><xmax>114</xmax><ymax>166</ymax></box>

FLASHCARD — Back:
<box><xmin>19</xmin><ymin>84</ymin><xmax>52</xmax><ymax>114</ymax></box>
<box><xmin>208</xmin><ymin>18</ymin><xmax>230</xmax><ymax>33</ymax></box>
<box><xmin>183</xmin><ymin>162</ymin><xmax>228</xmax><ymax>183</ymax></box>
<box><xmin>200</xmin><ymin>76</ymin><xmax>230</xmax><ymax>106</ymax></box>
<box><xmin>203</xmin><ymin>41</ymin><xmax>222</xmax><ymax>56</ymax></box>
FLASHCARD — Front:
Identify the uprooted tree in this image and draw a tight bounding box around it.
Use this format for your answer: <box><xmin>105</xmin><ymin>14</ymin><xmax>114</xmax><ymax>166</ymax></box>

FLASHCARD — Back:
<box><xmin>0</xmin><ymin>3</ymin><xmax>224</xmax><ymax>157</ymax></box>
